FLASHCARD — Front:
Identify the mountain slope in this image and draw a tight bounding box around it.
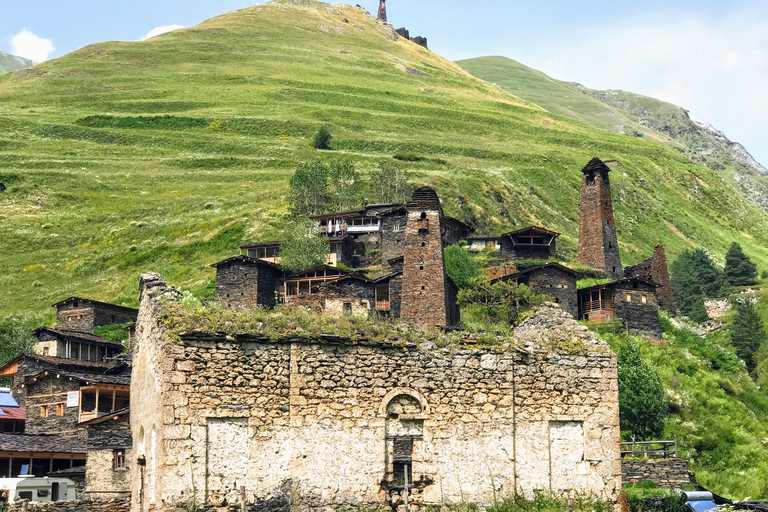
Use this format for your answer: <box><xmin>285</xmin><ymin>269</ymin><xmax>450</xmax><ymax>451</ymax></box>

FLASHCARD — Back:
<box><xmin>1</xmin><ymin>0</ymin><xmax>768</xmax><ymax>322</ymax></box>
<box><xmin>0</xmin><ymin>49</ymin><xmax>34</xmax><ymax>74</ymax></box>
<box><xmin>456</xmin><ymin>56</ymin><xmax>768</xmax><ymax>211</ymax></box>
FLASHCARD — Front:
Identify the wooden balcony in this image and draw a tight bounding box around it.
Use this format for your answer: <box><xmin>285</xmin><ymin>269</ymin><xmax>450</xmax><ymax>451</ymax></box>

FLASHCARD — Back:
<box><xmin>376</xmin><ymin>300</ymin><xmax>390</xmax><ymax>311</ymax></box>
<box><xmin>580</xmin><ymin>299</ymin><xmax>614</xmax><ymax>314</ymax></box>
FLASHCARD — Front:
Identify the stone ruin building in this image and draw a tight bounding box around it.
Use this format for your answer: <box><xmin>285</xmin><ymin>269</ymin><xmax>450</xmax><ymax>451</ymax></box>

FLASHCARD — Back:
<box><xmin>623</xmin><ymin>244</ymin><xmax>675</xmax><ymax>315</ymax></box>
<box><xmin>0</xmin><ymin>296</ymin><xmax>135</xmax><ymax>499</ymax></box>
<box><xmin>130</xmin><ymin>273</ymin><xmax>621</xmax><ymax>512</ymax></box>
<box><xmin>578</xmin><ymin>278</ymin><xmax>662</xmax><ymax>339</ymax></box>
<box><xmin>578</xmin><ymin>158</ymin><xmax>623</xmax><ymax>281</ymax></box>
<box><xmin>491</xmin><ymin>263</ymin><xmax>579</xmax><ymax>318</ymax></box>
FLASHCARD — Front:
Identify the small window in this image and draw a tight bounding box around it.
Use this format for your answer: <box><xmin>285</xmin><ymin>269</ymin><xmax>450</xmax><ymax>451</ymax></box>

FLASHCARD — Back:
<box><xmin>626</xmin><ymin>294</ymin><xmax>632</xmax><ymax>302</ymax></box>
<box><xmin>421</xmin><ymin>286</ymin><xmax>425</xmax><ymax>290</ymax></box>
<box><xmin>421</xmin><ymin>242</ymin><xmax>426</xmax><ymax>247</ymax></box>
<box><xmin>43</xmin><ymin>347</ymin><xmax>49</xmax><ymax>356</ymax></box>
<box><xmin>56</xmin><ymin>404</ymin><xmax>64</xmax><ymax>416</ymax></box>
<box><xmin>419</xmin><ymin>265</ymin><xmax>424</xmax><ymax>271</ymax></box>
<box><xmin>73</xmin><ymin>301</ymin><xmax>79</xmax><ymax>308</ymax></box>
<box><xmin>113</xmin><ymin>449</ymin><xmax>126</xmax><ymax>469</ymax></box>
<box><xmin>642</xmin><ymin>295</ymin><xmax>647</xmax><ymax>304</ymax></box>
<box><xmin>40</xmin><ymin>405</ymin><xmax>49</xmax><ymax>418</ymax></box>
<box><xmin>420</xmin><ymin>212</ymin><xmax>427</xmax><ymax>219</ymax></box>
<box><xmin>343</xmin><ymin>303</ymin><xmax>352</xmax><ymax>313</ymax></box>
<box><xmin>18</xmin><ymin>491</ymin><xmax>33</xmax><ymax>501</ymax></box>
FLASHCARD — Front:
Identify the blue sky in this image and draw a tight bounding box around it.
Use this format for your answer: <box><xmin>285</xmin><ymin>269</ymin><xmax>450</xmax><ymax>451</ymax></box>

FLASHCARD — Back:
<box><xmin>2</xmin><ymin>0</ymin><xmax>767</xmax><ymax>167</ymax></box>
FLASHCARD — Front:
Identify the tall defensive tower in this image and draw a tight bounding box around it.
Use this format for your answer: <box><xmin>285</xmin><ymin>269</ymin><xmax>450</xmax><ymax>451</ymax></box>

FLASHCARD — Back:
<box><xmin>401</xmin><ymin>187</ymin><xmax>458</xmax><ymax>329</ymax></box>
<box><xmin>377</xmin><ymin>0</ymin><xmax>387</xmax><ymax>22</ymax></box>
<box><xmin>578</xmin><ymin>158</ymin><xmax>623</xmax><ymax>280</ymax></box>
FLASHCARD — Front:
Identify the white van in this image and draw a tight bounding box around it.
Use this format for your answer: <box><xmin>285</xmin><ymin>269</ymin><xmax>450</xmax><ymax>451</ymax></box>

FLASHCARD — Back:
<box><xmin>0</xmin><ymin>477</ymin><xmax>76</xmax><ymax>504</ymax></box>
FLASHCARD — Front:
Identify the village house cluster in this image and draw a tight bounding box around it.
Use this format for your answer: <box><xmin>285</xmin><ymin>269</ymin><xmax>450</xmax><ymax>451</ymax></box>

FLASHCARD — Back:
<box><xmin>0</xmin><ymin>157</ymin><xmax>673</xmax><ymax>510</ymax></box>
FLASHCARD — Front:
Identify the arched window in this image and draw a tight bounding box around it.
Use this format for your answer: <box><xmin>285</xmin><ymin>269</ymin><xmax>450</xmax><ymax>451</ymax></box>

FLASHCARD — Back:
<box><xmin>383</xmin><ymin>391</ymin><xmax>427</xmax><ymax>490</ymax></box>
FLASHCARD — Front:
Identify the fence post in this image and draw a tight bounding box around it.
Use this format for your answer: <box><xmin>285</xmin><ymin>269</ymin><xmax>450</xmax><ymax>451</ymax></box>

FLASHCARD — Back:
<box><xmin>674</xmin><ymin>434</ymin><xmax>678</xmax><ymax>458</ymax></box>
<box><xmin>403</xmin><ymin>464</ymin><xmax>410</xmax><ymax>512</ymax></box>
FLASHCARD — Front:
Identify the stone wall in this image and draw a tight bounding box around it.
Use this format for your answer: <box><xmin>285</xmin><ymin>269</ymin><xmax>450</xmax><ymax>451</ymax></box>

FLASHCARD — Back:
<box><xmin>578</xmin><ymin>158</ymin><xmax>623</xmax><ymax>281</ymax></box>
<box><xmin>18</xmin><ymin>497</ymin><xmax>130</xmax><ymax>512</ymax></box>
<box><xmin>621</xmin><ymin>459</ymin><xmax>690</xmax><ymax>489</ymax></box>
<box><xmin>85</xmin><ymin>414</ymin><xmax>132</xmax><ymax>498</ymax></box>
<box><xmin>623</xmin><ymin>245</ymin><xmax>675</xmax><ymax>316</ymax></box>
<box><xmin>521</xmin><ymin>267</ymin><xmax>578</xmax><ymax>319</ymax></box>
<box><xmin>381</xmin><ymin>211</ymin><xmax>407</xmax><ymax>264</ymax></box>
<box><xmin>25</xmin><ymin>375</ymin><xmax>81</xmax><ymax>436</ymax></box>
<box><xmin>284</xmin><ymin>280</ymin><xmax>375</xmax><ymax>317</ymax></box>
<box><xmin>613</xmin><ymin>283</ymin><xmax>662</xmax><ymax>339</ymax></box>
<box><xmin>56</xmin><ymin>301</ymin><xmax>137</xmax><ymax>332</ymax></box>
<box><xmin>130</xmin><ymin>275</ymin><xmax>621</xmax><ymax>512</ymax></box>
<box><xmin>215</xmin><ymin>259</ymin><xmax>282</xmax><ymax>310</ymax></box>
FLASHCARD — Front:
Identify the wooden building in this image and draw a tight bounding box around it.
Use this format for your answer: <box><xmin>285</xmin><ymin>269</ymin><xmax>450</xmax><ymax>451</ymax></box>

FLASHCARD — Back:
<box><xmin>500</xmin><ymin>226</ymin><xmax>559</xmax><ymax>261</ymax></box>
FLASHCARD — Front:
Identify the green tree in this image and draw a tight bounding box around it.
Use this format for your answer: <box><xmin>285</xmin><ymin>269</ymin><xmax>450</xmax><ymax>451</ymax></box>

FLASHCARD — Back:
<box><xmin>288</xmin><ymin>160</ymin><xmax>330</xmax><ymax>216</ymax></box>
<box><xmin>0</xmin><ymin>315</ymin><xmax>38</xmax><ymax>385</ymax></box>
<box><xmin>670</xmin><ymin>248</ymin><xmax>724</xmax><ymax>316</ymax></box>
<box><xmin>370</xmin><ymin>160</ymin><xmax>413</xmax><ymax>204</ymax></box>
<box><xmin>312</xmin><ymin>125</ymin><xmax>332</xmax><ymax>150</ymax></box>
<box><xmin>444</xmin><ymin>245</ymin><xmax>480</xmax><ymax>289</ymax></box>
<box><xmin>617</xmin><ymin>340</ymin><xmax>666</xmax><ymax>440</ymax></box>
<box><xmin>327</xmin><ymin>160</ymin><xmax>363</xmax><ymax>212</ymax></box>
<box><xmin>724</xmin><ymin>242</ymin><xmax>758</xmax><ymax>286</ymax></box>
<box><xmin>731</xmin><ymin>301</ymin><xmax>767</xmax><ymax>373</ymax></box>
<box><xmin>279</xmin><ymin>217</ymin><xmax>330</xmax><ymax>273</ymax></box>
<box><xmin>458</xmin><ymin>276</ymin><xmax>547</xmax><ymax>325</ymax></box>
<box><xmin>93</xmin><ymin>323</ymin><xmax>130</xmax><ymax>343</ymax></box>
<box><xmin>689</xmin><ymin>297</ymin><xmax>710</xmax><ymax>324</ymax></box>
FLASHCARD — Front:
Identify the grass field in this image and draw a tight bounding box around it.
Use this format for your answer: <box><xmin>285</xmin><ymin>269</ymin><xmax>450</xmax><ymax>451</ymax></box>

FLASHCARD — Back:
<box><xmin>1</xmin><ymin>0</ymin><xmax>768</xmax><ymax>324</ymax></box>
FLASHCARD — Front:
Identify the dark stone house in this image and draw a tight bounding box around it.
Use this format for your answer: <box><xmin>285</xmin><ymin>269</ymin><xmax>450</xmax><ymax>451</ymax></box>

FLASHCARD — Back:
<box><xmin>500</xmin><ymin>226</ymin><xmax>560</xmax><ymax>261</ymax></box>
<box><xmin>53</xmin><ymin>297</ymin><xmax>138</xmax><ymax>333</ymax></box>
<box><xmin>578</xmin><ymin>278</ymin><xmax>661</xmax><ymax>339</ymax></box>
<box><xmin>623</xmin><ymin>244</ymin><xmax>675</xmax><ymax>316</ymax></box>
<box><xmin>33</xmin><ymin>327</ymin><xmax>124</xmax><ymax>362</ymax></box>
<box><xmin>491</xmin><ymin>263</ymin><xmax>579</xmax><ymax>318</ymax></box>
<box><xmin>78</xmin><ymin>408</ymin><xmax>132</xmax><ymax>499</ymax></box>
<box><xmin>212</xmin><ymin>255</ymin><xmax>286</xmax><ymax>310</ymax></box>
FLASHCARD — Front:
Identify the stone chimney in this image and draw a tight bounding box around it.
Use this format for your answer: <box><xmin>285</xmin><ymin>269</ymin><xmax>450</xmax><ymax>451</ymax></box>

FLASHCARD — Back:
<box><xmin>577</xmin><ymin>158</ymin><xmax>623</xmax><ymax>280</ymax></box>
<box><xmin>377</xmin><ymin>0</ymin><xmax>387</xmax><ymax>22</ymax></box>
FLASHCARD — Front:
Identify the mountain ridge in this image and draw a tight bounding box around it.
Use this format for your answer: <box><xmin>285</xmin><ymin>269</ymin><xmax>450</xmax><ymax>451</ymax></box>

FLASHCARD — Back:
<box><xmin>0</xmin><ymin>49</ymin><xmax>35</xmax><ymax>74</ymax></box>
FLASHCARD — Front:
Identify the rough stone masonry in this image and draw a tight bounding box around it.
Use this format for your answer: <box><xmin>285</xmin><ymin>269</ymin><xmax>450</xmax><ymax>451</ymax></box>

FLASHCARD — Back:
<box><xmin>130</xmin><ymin>274</ymin><xmax>621</xmax><ymax>512</ymax></box>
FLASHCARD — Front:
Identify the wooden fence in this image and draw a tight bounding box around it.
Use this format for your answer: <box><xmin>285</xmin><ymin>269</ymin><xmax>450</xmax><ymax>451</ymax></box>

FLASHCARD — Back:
<box><xmin>621</xmin><ymin>435</ymin><xmax>679</xmax><ymax>459</ymax></box>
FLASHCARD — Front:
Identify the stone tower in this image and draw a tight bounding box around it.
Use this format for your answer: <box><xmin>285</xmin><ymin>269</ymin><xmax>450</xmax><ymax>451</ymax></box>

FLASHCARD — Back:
<box><xmin>377</xmin><ymin>0</ymin><xmax>387</xmax><ymax>22</ymax></box>
<box><xmin>578</xmin><ymin>158</ymin><xmax>623</xmax><ymax>280</ymax></box>
<box><xmin>401</xmin><ymin>187</ymin><xmax>457</xmax><ymax>329</ymax></box>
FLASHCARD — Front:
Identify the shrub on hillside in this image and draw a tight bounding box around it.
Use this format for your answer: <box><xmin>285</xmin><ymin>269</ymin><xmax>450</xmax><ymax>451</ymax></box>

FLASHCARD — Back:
<box><xmin>724</xmin><ymin>242</ymin><xmax>758</xmax><ymax>286</ymax></box>
<box><xmin>312</xmin><ymin>125</ymin><xmax>332</xmax><ymax>150</ymax></box>
<box><xmin>617</xmin><ymin>339</ymin><xmax>666</xmax><ymax>440</ymax></box>
<box><xmin>689</xmin><ymin>297</ymin><xmax>710</xmax><ymax>324</ymax></box>
<box><xmin>445</xmin><ymin>245</ymin><xmax>480</xmax><ymax>289</ymax></box>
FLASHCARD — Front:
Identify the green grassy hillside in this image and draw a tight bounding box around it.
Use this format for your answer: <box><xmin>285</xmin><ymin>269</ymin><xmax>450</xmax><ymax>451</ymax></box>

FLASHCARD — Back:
<box><xmin>457</xmin><ymin>56</ymin><xmax>768</xmax><ymax>212</ymax></box>
<box><xmin>0</xmin><ymin>49</ymin><xmax>34</xmax><ymax>75</ymax></box>
<box><xmin>2</xmin><ymin>0</ymin><xmax>768</xmax><ymax>319</ymax></box>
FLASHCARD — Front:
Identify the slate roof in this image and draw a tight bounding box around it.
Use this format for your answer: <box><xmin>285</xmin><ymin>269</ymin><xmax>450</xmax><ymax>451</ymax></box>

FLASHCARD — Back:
<box><xmin>0</xmin><ymin>433</ymin><xmax>86</xmax><ymax>454</ymax></box>
<box><xmin>0</xmin><ymin>354</ymin><xmax>114</xmax><ymax>378</ymax></box>
<box><xmin>239</xmin><ymin>241</ymin><xmax>281</xmax><ymax>250</ymax></box>
<box><xmin>51</xmin><ymin>297</ymin><xmax>138</xmax><ymax>315</ymax></box>
<box><xmin>491</xmin><ymin>263</ymin><xmax>580</xmax><ymax>284</ymax></box>
<box><xmin>579</xmin><ymin>277</ymin><xmax>659</xmax><ymax>292</ymax></box>
<box><xmin>23</xmin><ymin>369</ymin><xmax>131</xmax><ymax>388</ymax></box>
<box><xmin>34</xmin><ymin>327</ymin><xmax>125</xmax><ymax>348</ymax></box>
<box><xmin>49</xmin><ymin>466</ymin><xmax>86</xmax><ymax>476</ymax></box>
<box><xmin>210</xmin><ymin>255</ymin><xmax>284</xmax><ymax>271</ymax></box>
<box><xmin>406</xmin><ymin>187</ymin><xmax>441</xmax><ymax>210</ymax></box>
<box><xmin>581</xmin><ymin>157</ymin><xmax>611</xmax><ymax>174</ymax></box>
<box><xmin>500</xmin><ymin>226</ymin><xmax>561</xmax><ymax>239</ymax></box>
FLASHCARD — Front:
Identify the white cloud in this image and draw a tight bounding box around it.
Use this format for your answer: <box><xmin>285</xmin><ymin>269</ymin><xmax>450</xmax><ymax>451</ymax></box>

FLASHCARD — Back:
<box><xmin>142</xmin><ymin>25</ymin><xmax>186</xmax><ymax>41</ymax></box>
<box><xmin>10</xmin><ymin>29</ymin><xmax>54</xmax><ymax>63</ymax></box>
<box><xmin>519</xmin><ymin>11</ymin><xmax>768</xmax><ymax>166</ymax></box>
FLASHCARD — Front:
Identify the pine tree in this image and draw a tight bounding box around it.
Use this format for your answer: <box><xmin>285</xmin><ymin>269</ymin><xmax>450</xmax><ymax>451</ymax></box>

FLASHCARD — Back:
<box><xmin>731</xmin><ymin>301</ymin><xmax>767</xmax><ymax>372</ymax></box>
<box><xmin>670</xmin><ymin>248</ymin><xmax>724</xmax><ymax>316</ymax></box>
<box><xmin>617</xmin><ymin>340</ymin><xmax>666</xmax><ymax>440</ymax></box>
<box><xmin>724</xmin><ymin>242</ymin><xmax>758</xmax><ymax>286</ymax></box>
<box><xmin>689</xmin><ymin>296</ymin><xmax>710</xmax><ymax>324</ymax></box>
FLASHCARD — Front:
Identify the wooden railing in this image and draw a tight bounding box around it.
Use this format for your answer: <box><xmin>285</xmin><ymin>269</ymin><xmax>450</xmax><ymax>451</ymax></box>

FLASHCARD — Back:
<box><xmin>581</xmin><ymin>299</ymin><xmax>614</xmax><ymax>313</ymax></box>
<box><xmin>621</xmin><ymin>435</ymin><xmax>678</xmax><ymax>459</ymax></box>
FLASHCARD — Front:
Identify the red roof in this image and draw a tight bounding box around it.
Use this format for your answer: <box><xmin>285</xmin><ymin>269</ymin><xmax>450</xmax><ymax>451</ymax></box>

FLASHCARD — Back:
<box><xmin>0</xmin><ymin>406</ymin><xmax>26</xmax><ymax>421</ymax></box>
